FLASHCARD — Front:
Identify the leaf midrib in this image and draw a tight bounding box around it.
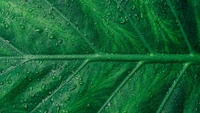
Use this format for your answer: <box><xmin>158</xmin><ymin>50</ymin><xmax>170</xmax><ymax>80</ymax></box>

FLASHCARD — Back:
<box><xmin>1</xmin><ymin>54</ymin><xmax>200</xmax><ymax>64</ymax></box>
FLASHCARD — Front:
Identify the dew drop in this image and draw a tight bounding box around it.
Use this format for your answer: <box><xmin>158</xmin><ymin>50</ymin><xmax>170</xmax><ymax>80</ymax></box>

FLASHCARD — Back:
<box><xmin>19</xmin><ymin>13</ymin><xmax>23</xmax><ymax>16</ymax></box>
<box><xmin>87</xmin><ymin>104</ymin><xmax>90</xmax><ymax>107</ymax></box>
<box><xmin>50</xmin><ymin>97</ymin><xmax>54</xmax><ymax>102</ymax></box>
<box><xmin>28</xmin><ymin>8</ymin><xmax>33</xmax><ymax>12</ymax></box>
<box><xmin>57</xmin><ymin>106</ymin><xmax>60</xmax><ymax>112</ymax></box>
<box><xmin>41</xmin><ymin>83</ymin><xmax>46</xmax><ymax>90</ymax></box>
<box><xmin>35</xmin><ymin>28</ymin><xmax>43</xmax><ymax>33</ymax></box>
<box><xmin>65</xmin><ymin>96</ymin><xmax>70</xmax><ymax>101</ymax></box>
<box><xmin>79</xmin><ymin>82</ymin><xmax>83</xmax><ymax>85</ymax></box>
<box><xmin>24</xmin><ymin>104</ymin><xmax>28</xmax><ymax>109</ymax></box>
<box><xmin>141</xmin><ymin>13</ymin><xmax>144</xmax><ymax>19</ymax></box>
<box><xmin>68</xmin><ymin>84</ymin><xmax>77</xmax><ymax>91</ymax></box>
<box><xmin>120</xmin><ymin>19</ymin><xmax>126</xmax><ymax>24</ymax></box>
<box><xmin>57</xmin><ymin>23</ymin><xmax>61</xmax><ymax>26</ymax></box>
<box><xmin>30</xmin><ymin>87</ymin><xmax>33</xmax><ymax>91</ymax></box>
<box><xmin>61</xmin><ymin>110</ymin><xmax>69</xmax><ymax>113</ymax></box>
<box><xmin>0</xmin><ymin>81</ymin><xmax>4</xmax><ymax>85</ymax></box>
<box><xmin>10</xmin><ymin>15</ymin><xmax>15</xmax><ymax>20</ymax></box>
<box><xmin>43</xmin><ymin>15</ymin><xmax>47</xmax><ymax>18</ymax></box>
<box><xmin>49</xmin><ymin>35</ymin><xmax>55</xmax><ymax>39</ymax></box>
<box><xmin>52</xmin><ymin>76</ymin><xmax>56</xmax><ymax>80</ymax></box>
<box><xmin>20</xmin><ymin>25</ymin><xmax>25</xmax><ymax>29</ymax></box>
<box><xmin>5</xmin><ymin>24</ymin><xmax>9</xmax><ymax>29</ymax></box>
<box><xmin>7</xmin><ymin>4</ymin><xmax>11</xmax><ymax>8</ymax></box>
<box><xmin>51</xmin><ymin>15</ymin><xmax>55</xmax><ymax>19</ymax></box>
<box><xmin>108</xmin><ymin>102</ymin><xmax>111</xmax><ymax>106</ymax></box>
<box><xmin>132</xmin><ymin>5</ymin><xmax>136</xmax><ymax>10</ymax></box>
<box><xmin>58</xmin><ymin>40</ymin><xmax>63</xmax><ymax>44</ymax></box>
<box><xmin>7</xmin><ymin>80</ymin><xmax>12</xmax><ymax>84</ymax></box>
<box><xmin>44</xmin><ymin>32</ymin><xmax>48</xmax><ymax>37</ymax></box>
<box><xmin>37</xmin><ymin>5</ymin><xmax>42</xmax><ymax>8</ymax></box>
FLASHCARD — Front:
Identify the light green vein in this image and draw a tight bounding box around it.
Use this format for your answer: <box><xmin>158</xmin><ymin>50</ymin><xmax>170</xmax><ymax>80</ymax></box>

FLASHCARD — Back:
<box><xmin>156</xmin><ymin>63</ymin><xmax>191</xmax><ymax>113</ymax></box>
<box><xmin>30</xmin><ymin>59</ymin><xmax>89</xmax><ymax>113</ymax></box>
<box><xmin>0</xmin><ymin>60</ymin><xmax>28</xmax><ymax>77</ymax></box>
<box><xmin>115</xmin><ymin>0</ymin><xmax>153</xmax><ymax>53</ymax></box>
<box><xmin>0</xmin><ymin>54</ymin><xmax>200</xmax><ymax>64</ymax></box>
<box><xmin>0</xmin><ymin>36</ymin><xmax>25</xmax><ymax>55</ymax></box>
<box><xmin>166</xmin><ymin>0</ymin><xmax>194</xmax><ymax>54</ymax></box>
<box><xmin>44</xmin><ymin>0</ymin><xmax>98</xmax><ymax>53</ymax></box>
<box><xmin>97</xmin><ymin>61</ymin><xmax>144</xmax><ymax>113</ymax></box>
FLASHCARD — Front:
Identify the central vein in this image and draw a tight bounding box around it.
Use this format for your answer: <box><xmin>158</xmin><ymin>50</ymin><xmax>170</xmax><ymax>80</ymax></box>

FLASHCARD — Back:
<box><xmin>0</xmin><ymin>54</ymin><xmax>200</xmax><ymax>64</ymax></box>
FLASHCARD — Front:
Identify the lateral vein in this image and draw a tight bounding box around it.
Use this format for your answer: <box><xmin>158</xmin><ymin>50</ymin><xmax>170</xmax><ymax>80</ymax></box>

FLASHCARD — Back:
<box><xmin>97</xmin><ymin>61</ymin><xmax>144</xmax><ymax>113</ymax></box>
<box><xmin>0</xmin><ymin>36</ymin><xmax>25</xmax><ymax>55</ymax></box>
<box><xmin>44</xmin><ymin>0</ymin><xmax>98</xmax><ymax>53</ymax></box>
<box><xmin>167</xmin><ymin>0</ymin><xmax>194</xmax><ymax>54</ymax></box>
<box><xmin>115</xmin><ymin>0</ymin><xmax>153</xmax><ymax>53</ymax></box>
<box><xmin>30</xmin><ymin>60</ymin><xmax>89</xmax><ymax>112</ymax></box>
<box><xmin>156</xmin><ymin>63</ymin><xmax>191</xmax><ymax>113</ymax></box>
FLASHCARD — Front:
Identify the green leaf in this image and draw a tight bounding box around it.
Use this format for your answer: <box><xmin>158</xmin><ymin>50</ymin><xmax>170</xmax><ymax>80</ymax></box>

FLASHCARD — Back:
<box><xmin>0</xmin><ymin>0</ymin><xmax>200</xmax><ymax>113</ymax></box>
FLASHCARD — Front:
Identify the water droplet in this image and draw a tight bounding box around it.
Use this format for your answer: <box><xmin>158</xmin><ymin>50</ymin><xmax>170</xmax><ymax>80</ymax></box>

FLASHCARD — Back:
<box><xmin>57</xmin><ymin>23</ymin><xmax>61</xmax><ymax>26</ymax></box>
<box><xmin>120</xmin><ymin>19</ymin><xmax>126</xmax><ymax>24</ymax></box>
<box><xmin>30</xmin><ymin>87</ymin><xmax>33</xmax><ymax>91</ymax></box>
<box><xmin>41</xmin><ymin>83</ymin><xmax>46</xmax><ymax>90</ymax></box>
<box><xmin>79</xmin><ymin>82</ymin><xmax>83</xmax><ymax>85</ymax></box>
<box><xmin>0</xmin><ymin>81</ymin><xmax>4</xmax><ymax>85</ymax></box>
<box><xmin>43</xmin><ymin>15</ymin><xmax>47</xmax><ymax>18</ymax></box>
<box><xmin>87</xmin><ymin>104</ymin><xmax>90</xmax><ymax>107</ymax></box>
<box><xmin>7</xmin><ymin>80</ymin><xmax>12</xmax><ymax>84</ymax></box>
<box><xmin>68</xmin><ymin>84</ymin><xmax>77</xmax><ymax>91</ymax></box>
<box><xmin>10</xmin><ymin>15</ymin><xmax>15</xmax><ymax>20</ymax></box>
<box><xmin>44</xmin><ymin>32</ymin><xmax>48</xmax><ymax>37</ymax></box>
<box><xmin>35</xmin><ymin>28</ymin><xmax>43</xmax><ymax>33</ymax></box>
<box><xmin>49</xmin><ymin>35</ymin><xmax>55</xmax><ymax>39</ymax></box>
<box><xmin>132</xmin><ymin>5</ymin><xmax>136</xmax><ymax>10</ymax></box>
<box><xmin>28</xmin><ymin>8</ymin><xmax>33</xmax><ymax>12</ymax></box>
<box><xmin>7</xmin><ymin>4</ymin><xmax>11</xmax><ymax>8</ymax></box>
<box><xmin>141</xmin><ymin>13</ymin><xmax>144</xmax><ymax>19</ymax></box>
<box><xmin>19</xmin><ymin>13</ymin><xmax>23</xmax><ymax>16</ymax></box>
<box><xmin>57</xmin><ymin>106</ymin><xmax>60</xmax><ymax>112</ymax></box>
<box><xmin>51</xmin><ymin>15</ymin><xmax>55</xmax><ymax>19</ymax></box>
<box><xmin>58</xmin><ymin>40</ymin><xmax>63</xmax><ymax>44</ymax></box>
<box><xmin>66</xmin><ymin>96</ymin><xmax>70</xmax><ymax>101</ymax></box>
<box><xmin>61</xmin><ymin>110</ymin><xmax>69</xmax><ymax>113</ymax></box>
<box><xmin>52</xmin><ymin>76</ymin><xmax>56</xmax><ymax>80</ymax></box>
<box><xmin>24</xmin><ymin>104</ymin><xmax>28</xmax><ymax>109</ymax></box>
<box><xmin>5</xmin><ymin>24</ymin><xmax>9</xmax><ymax>29</ymax></box>
<box><xmin>20</xmin><ymin>25</ymin><xmax>25</xmax><ymax>29</ymax></box>
<box><xmin>37</xmin><ymin>5</ymin><xmax>42</xmax><ymax>8</ymax></box>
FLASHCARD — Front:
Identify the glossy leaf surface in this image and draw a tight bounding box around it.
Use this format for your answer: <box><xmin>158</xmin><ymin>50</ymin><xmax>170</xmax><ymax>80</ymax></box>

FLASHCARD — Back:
<box><xmin>0</xmin><ymin>0</ymin><xmax>200</xmax><ymax>113</ymax></box>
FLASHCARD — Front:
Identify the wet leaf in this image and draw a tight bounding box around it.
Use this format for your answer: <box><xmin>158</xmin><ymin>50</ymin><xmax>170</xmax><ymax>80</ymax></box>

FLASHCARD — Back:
<box><xmin>0</xmin><ymin>0</ymin><xmax>200</xmax><ymax>113</ymax></box>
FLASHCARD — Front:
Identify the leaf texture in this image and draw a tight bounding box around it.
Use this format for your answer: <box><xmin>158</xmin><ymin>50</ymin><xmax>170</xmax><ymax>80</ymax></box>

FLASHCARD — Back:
<box><xmin>0</xmin><ymin>0</ymin><xmax>200</xmax><ymax>113</ymax></box>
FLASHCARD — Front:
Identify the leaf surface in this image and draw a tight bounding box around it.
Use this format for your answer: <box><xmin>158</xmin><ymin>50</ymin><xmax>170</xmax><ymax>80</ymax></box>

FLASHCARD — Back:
<box><xmin>0</xmin><ymin>0</ymin><xmax>200</xmax><ymax>113</ymax></box>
